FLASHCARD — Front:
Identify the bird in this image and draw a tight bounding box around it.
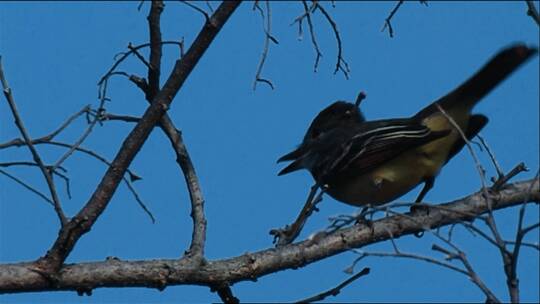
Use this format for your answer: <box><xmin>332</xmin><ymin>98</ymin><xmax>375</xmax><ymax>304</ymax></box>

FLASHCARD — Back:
<box><xmin>277</xmin><ymin>44</ymin><xmax>537</xmax><ymax>207</ymax></box>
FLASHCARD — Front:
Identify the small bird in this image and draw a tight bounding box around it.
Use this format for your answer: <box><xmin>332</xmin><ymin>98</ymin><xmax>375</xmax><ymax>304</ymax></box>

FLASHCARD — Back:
<box><xmin>278</xmin><ymin>44</ymin><xmax>537</xmax><ymax>207</ymax></box>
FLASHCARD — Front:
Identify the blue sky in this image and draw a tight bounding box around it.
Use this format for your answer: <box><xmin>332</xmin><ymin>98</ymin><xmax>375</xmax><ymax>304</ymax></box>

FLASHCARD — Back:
<box><xmin>0</xmin><ymin>1</ymin><xmax>539</xmax><ymax>303</ymax></box>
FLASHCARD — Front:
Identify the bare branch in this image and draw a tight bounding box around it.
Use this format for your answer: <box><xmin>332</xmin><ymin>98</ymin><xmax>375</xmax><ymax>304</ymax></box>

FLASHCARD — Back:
<box><xmin>51</xmin><ymin>114</ymin><xmax>99</xmax><ymax>173</ymax></box>
<box><xmin>315</xmin><ymin>3</ymin><xmax>350</xmax><ymax>79</ymax></box>
<box><xmin>127</xmin><ymin>43</ymin><xmax>153</xmax><ymax>72</ymax></box>
<box><xmin>253</xmin><ymin>0</ymin><xmax>278</xmax><ymax>90</ymax></box>
<box><xmin>350</xmin><ymin>248</ymin><xmax>468</xmax><ymax>276</ymax></box>
<box><xmin>293</xmin><ymin>0</ymin><xmax>323</xmax><ymax>72</ymax></box>
<box><xmin>436</xmin><ymin>105</ymin><xmax>489</xmax><ymax>190</ymax></box>
<box><xmin>295</xmin><ymin>267</ymin><xmax>370</xmax><ymax>303</ymax></box>
<box><xmin>94</xmin><ymin>112</ymin><xmax>142</xmax><ymax>123</ymax></box>
<box><xmin>0</xmin><ymin>162</ymin><xmax>72</xmax><ymax>199</ymax></box>
<box><xmin>33</xmin><ymin>1</ymin><xmax>242</xmax><ymax>273</ymax></box>
<box><xmin>507</xmin><ymin>174</ymin><xmax>540</xmax><ymax>303</ymax></box>
<box><xmin>505</xmin><ymin>240</ymin><xmax>540</xmax><ymax>251</ymax></box>
<box><xmin>180</xmin><ymin>0</ymin><xmax>210</xmax><ymax>22</ymax></box>
<box><xmin>141</xmin><ymin>0</ymin><xmax>207</xmax><ymax>260</ymax></box>
<box><xmin>0</xmin><ymin>57</ymin><xmax>67</xmax><ymax>226</ymax></box>
<box><xmin>526</xmin><ymin>0</ymin><xmax>540</xmax><ymax>26</ymax></box>
<box><xmin>270</xmin><ymin>184</ymin><xmax>325</xmax><ymax>246</ymax></box>
<box><xmin>492</xmin><ymin>162</ymin><xmax>528</xmax><ymax>191</ymax></box>
<box><xmin>381</xmin><ymin>1</ymin><xmax>403</xmax><ymax>38</ymax></box>
<box><xmin>456</xmin><ymin>250</ymin><xmax>500</xmax><ymax>303</ymax></box>
<box><xmin>0</xmin><ymin>169</ymin><xmax>54</xmax><ymax>206</ymax></box>
<box><xmin>477</xmin><ymin>134</ymin><xmax>505</xmax><ymax>181</ymax></box>
<box><xmin>205</xmin><ymin>1</ymin><xmax>214</xmax><ymax>13</ymax></box>
<box><xmin>137</xmin><ymin>0</ymin><xmax>145</xmax><ymax>11</ymax></box>
<box><xmin>1</xmin><ymin>178</ymin><xmax>537</xmax><ymax>292</ymax></box>
<box><xmin>147</xmin><ymin>0</ymin><xmax>164</xmax><ymax>99</ymax></box>
<box><xmin>161</xmin><ymin>120</ymin><xmax>207</xmax><ymax>260</ymax></box>
<box><xmin>123</xmin><ymin>176</ymin><xmax>155</xmax><ymax>223</ymax></box>
<box><xmin>98</xmin><ymin>41</ymin><xmax>184</xmax><ymax>87</ymax></box>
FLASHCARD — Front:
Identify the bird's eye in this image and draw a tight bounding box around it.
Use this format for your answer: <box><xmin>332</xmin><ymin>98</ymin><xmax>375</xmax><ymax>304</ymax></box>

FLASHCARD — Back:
<box><xmin>345</xmin><ymin>110</ymin><xmax>351</xmax><ymax>116</ymax></box>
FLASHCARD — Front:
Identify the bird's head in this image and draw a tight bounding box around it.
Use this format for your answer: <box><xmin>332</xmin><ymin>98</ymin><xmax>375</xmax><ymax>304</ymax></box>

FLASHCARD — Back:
<box><xmin>303</xmin><ymin>92</ymin><xmax>366</xmax><ymax>142</ymax></box>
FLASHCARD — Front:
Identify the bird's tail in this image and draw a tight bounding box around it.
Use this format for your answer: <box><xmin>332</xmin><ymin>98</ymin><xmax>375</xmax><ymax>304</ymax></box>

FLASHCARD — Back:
<box><xmin>416</xmin><ymin>44</ymin><xmax>538</xmax><ymax>118</ymax></box>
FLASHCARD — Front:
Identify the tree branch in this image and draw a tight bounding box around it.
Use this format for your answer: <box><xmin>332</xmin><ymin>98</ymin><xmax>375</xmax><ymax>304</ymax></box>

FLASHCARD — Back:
<box><xmin>526</xmin><ymin>0</ymin><xmax>540</xmax><ymax>26</ymax></box>
<box><xmin>315</xmin><ymin>3</ymin><xmax>350</xmax><ymax>79</ymax></box>
<box><xmin>253</xmin><ymin>0</ymin><xmax>278</xmax><ymax>90</ymax></box>
<box><xmin>1</xmin><ymin>178</ymin><xmax>536</xmax><ymax>293</ymax></box>
<box><xmin>0</xmin><ymin>57</ymin><xmax>67</xmax><ymax>226</ymax></box>
<box><xmin>142</xmin><ymin>0</ymin><xmax>207</xmax><ymax>261</ymax></box>
<box><xmin>295</xmin><ymin>267</ymin><xmax>370</xmax><ymax>303</ymax></box>
<box><xmin>381</xmin><ymin>1</ymin><xmax>403</xmax><ymax>38</ymax></box>
<box><xmin>147</xmin><ymin>0</ymin><xmax>164</xmax><ymax>99</ymax></box>
<box><xmin>36</xmin><ymin>0</ymin><xmax>242</xmax><ymax>273</ymax></box>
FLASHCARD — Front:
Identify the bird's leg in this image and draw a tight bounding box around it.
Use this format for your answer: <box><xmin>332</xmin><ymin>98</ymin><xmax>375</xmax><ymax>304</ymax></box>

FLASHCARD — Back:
<box><xmin>410</xmin><ymin>177</ymin><xmax>434</xmax><ymax>213</ymax></box>
<box><xmin>410</xmin><ymin>177</ymin><xmax>435</xmax><ymax>238</ymax></box>
<box><xmin>415</xmin><ymin>177</ymin><xmax>434</xmax><ymax>203</ymax></box>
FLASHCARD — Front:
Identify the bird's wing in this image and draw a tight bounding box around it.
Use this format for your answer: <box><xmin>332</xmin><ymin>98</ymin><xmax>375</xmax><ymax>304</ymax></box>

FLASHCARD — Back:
<box><xmin>328</xmin><ymin>119</ymin><xmax>451</xmax><ymax>176</ymax></box>
<box><xmin>277</xmin><ymin>119</ymin><xmax>450</xmax><ymax>179</ymax></box>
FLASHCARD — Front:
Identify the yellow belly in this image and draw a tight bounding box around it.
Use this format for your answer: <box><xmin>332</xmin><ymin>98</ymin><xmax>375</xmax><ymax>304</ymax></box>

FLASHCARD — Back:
<box><xmin>326</xmin><ymin>111</ymin><xmax>469</xmax><ymax>207</ymax></box>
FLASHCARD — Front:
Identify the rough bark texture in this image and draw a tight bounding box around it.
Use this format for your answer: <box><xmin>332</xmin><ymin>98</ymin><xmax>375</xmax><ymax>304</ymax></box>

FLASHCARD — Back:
<box><xmin>1</xmin><ymin>178</ymin><xmax>537</xmax><ymax>294</ymax></box>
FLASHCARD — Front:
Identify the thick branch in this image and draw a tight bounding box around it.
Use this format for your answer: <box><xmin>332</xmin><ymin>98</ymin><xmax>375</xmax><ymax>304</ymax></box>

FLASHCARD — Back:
<box><xmin>37</xmin><ymin>1</ymin><xmax>241</xmax><ymax>272</ymax></box>
<box><xmin>2</xmin><ymin>178</ymin><xmax>537</xmax><ymax>293</ymax></box>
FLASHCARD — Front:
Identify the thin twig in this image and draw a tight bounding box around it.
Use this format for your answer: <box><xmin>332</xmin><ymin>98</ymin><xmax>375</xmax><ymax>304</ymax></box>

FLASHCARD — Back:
<box><xmin>492</xmin><ymin>163</ymin><xmax>528</xmax><ymax>191</ymax></box>
<box><xmin>429</xmin><ymin>229</ymin><xmax>499</xmax><ymax>302</ymax></box>
<box><xmin>505</xmin><ymin>240</ymin><xmax>540</xmax><ymax>251</ymax></box>
<box><xmin>459</xmin><ymin>221</ymin><xmax>499</xmax><ymax>249</ymax></box>
<box><xmin>94</xmin><ymin>112</ymin><xmax>141</xmax><ymax>123</ymax></box>
<box><xmin>435</xmin><ymin>104</ymin><xmax>492</xmax><ymax>212</ymax></box>
<box><xmin>507</xmin><ymin>187</ymin><xmax>539</xmax><ymax>303</ymax></box>
<box><xmin>127</xmin><ymin>42</ymin><xmax>153</xmax><ymax>71</ymax></box>
<box><xmin>0</xmin><ymin>169</ymin><xmax>54</xmax><ymax>205</ymax></box>
<box><xmin>315</xmin><ymin>3</ymin><xmax>350</xmax><ymax>79</ymax></box>
<box><xmin>205</xmin><ymin>1</ymin><xmax>214</xmax><ymax>13</ymax></box>
<box><xmin>123</xmin><ymin>176</ymin><xmax>155</xmax><ymax>223</ymax></box>
<box><xmin>477</xmin><ymin>135</ymin><xmax>504</xmax><ymax>181</ymax></box>
<box><xmin>49</xmin><ymin>143</ymin><xmax>151</xmax><ymax>220</ymax></box>
<box><xmin>295</xmin><ymin>267</ymin><xmax>370</xmax><ymax>303</ymax></box>
<box><xmin>270</xmin><ymin>184</ymin><xmax>325</xmax><ymax>246</ymax></box>
<box><xmin>253</xmin><ymin>0</ymin><xmax>277</xmax><ymax>90</ymax></box>
<box><xmin>98</xmin><ymin>41</ymin><xmax>183</xmax><ymax>86</ymax></box>
<box><xmin>0</xmin><ymin>161</ymin><xmax>72</xmax><ymax>199</ymax></box>
<box><xmin>526</xmin><ymin>0</ymin><xmax>540</xmax><ymax>26</ymax></box>
<box><xmin>0</xmin><ymin>105</ymin><xmax>88</xmax><ymax>149</ymax></box>
<box><xmin>180</xmin><ymin>0</ymin><xmax>210</xmax><ymax>22</ymax></box>
<box><xmin>381</xmin><ymin>1</ymin><xmax>404</xmax><ymax>38</ymax></box>
<box><xmin>455</xmin><ymin>249</ymin><xmax>500</xmax><ymax>303</ymax></box>
<box><xmin>39</xmin><ymin>1</ymin><xmax>241</xmax><ymax>272</ymax></box>
<box><xmin>137</xmin><ymin>0</ymin><xmax>145</xmax><ymax>11</ymax></box>
<box><xmin>293</xmin><ymin>1</ymin><xmax>322</xmax><ymax>72</ymax></box>
<box><xmin>0</xmin><ymin>57</ymin><xmax>67</xmax><ymax>226</ymax></box>
<box><xmin>350</xmin><ymin>249</ymin><xmax>468</xmax><ymax>276</ymax></box>
<box><xmin>51</xmin><ymin>114</ymin><xmax>98</xmax><ymax>172</ymax></box>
